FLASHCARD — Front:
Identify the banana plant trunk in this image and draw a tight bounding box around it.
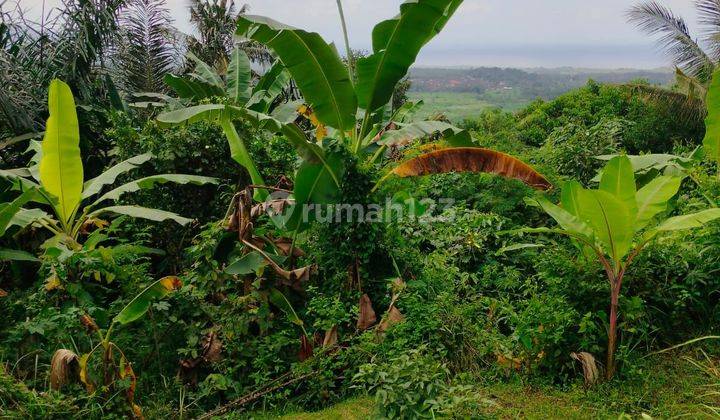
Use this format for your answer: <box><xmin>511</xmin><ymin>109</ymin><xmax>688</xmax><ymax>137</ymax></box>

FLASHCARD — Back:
<box><xmin>606</xmin><ymin>273</ymin><xmax>624</xmax><ymax>380</ymax></box>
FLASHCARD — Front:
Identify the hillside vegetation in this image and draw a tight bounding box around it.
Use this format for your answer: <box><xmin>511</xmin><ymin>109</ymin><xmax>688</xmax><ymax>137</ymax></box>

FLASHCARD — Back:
<box><xmin>1</xmin><ymin>1</ymin><xmax>719</xmax><ymax>419</ymax></box>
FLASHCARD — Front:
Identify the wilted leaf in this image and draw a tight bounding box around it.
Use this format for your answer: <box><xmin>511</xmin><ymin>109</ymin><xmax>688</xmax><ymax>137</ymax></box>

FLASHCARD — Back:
<box><xmin>45</xmin><ymin>271</ymin><xmax>63</xmax><ymax>291</ymax></box>
<box><xmin>378</xmin><ymin>306</ymin><xmax>405</xmax><ymax>333</ymax></box>
<box><xmin>50</xmin><ymin>349</ymin><xmax>78</xmax><ymax>390</ymax></box>
<box><xmin>79</xmin><ymin>314</ymin><xmax>99</xmax><ymax>334</ymax></box>
<box><xmin>299</xmin><ymin>334</ymin><xmax>314</xmax><ymax>361</ymax></box>
<box><xmin>322</xmin><ymin>325</ymin><xmax>338</xmax><ymax>347</ymax></box>
<box><xmin>201</xmin><ymin>331</ymin><xmax>223</xmax><ymax>363</ymax></box>
<box><xmin>0</xmin><ymin>288</ymin><xmax>7</xmax><ymax>297</ymax></box>
<box><xmin>570</xmin><ymin>352</ymin><xmax>600</xmax><ymax>387</ymax></box>
<box><xmin>391</xmin><ymin>148</ymin><xmax>552</xmax><ymax>190</ymax></box>
<box><xmin>357</xmin><ymin>294</ymin><xmax>377</xmax><ymax>330</ymax></box>
<box><xmin>274</xmin><ymin>237</ymin><xmax>306</xmax><ymax>257</ymax></box>
<box><xmin>78</xmin><ymin>353</ymin><xmax>94</xmax><ymax>393</ymax></box>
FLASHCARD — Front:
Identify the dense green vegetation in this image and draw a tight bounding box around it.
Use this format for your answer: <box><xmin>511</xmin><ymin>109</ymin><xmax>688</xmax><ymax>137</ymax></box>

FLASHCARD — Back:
<box><xmin>1</xmin><ymin>0</ymin><xmax>720</xmax><ymax>419</ymax></box>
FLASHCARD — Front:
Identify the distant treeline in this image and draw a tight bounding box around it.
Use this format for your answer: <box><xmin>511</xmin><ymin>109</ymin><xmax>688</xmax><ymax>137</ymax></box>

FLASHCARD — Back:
<box><xmin>409</xmin><ymin>67</ymin><xmax>674</xmax><ymax>99</ymax></box>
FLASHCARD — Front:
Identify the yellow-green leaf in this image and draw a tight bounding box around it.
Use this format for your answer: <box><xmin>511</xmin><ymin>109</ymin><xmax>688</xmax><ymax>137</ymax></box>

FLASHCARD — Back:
<box><xmin>703</xmin><ymin>68</ymin><xmax>720</xmax><ymax>165</ymax></box>
<box><xmin>40</xmin><ymin>80</ymin><xmax>84</xmax><ymax>224</ymax></box>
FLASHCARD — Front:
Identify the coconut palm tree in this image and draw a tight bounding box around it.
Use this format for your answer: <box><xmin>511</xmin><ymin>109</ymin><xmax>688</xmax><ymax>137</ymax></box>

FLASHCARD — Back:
<box><xmin>628</xmin><ymin>0</ymin><xmax>720</xmax><ymax>106</ymax></box>
<box><xmin>185</xmin><ymin>0</ymin><xmax>270</xmax><ymax>71</ymax></box>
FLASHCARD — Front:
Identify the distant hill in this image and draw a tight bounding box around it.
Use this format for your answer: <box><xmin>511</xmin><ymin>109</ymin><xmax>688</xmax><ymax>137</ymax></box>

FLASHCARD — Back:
<box><xmin>406</xmin><ymin>67</ymin><xmax>675</xmax><ymax>121</ymax></box>
<box><xmin>409</xmin><ymin>67</ymin><xmax>673</xmax><ymax>99</ymax></box>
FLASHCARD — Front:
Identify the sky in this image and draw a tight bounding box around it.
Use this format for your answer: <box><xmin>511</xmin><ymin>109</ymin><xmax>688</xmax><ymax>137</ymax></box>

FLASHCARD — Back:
<box><xmin>17</xmin><ymin>0</ymin><xmax>701</xmax><ymax>68</ymax></box>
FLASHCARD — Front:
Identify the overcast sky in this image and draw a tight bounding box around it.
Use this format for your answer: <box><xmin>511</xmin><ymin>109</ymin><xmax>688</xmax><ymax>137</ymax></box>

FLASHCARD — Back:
<box><xmin>19</xmin><ymin>0</ymin><xmax>701</xmax><ymax>68</ymax></box>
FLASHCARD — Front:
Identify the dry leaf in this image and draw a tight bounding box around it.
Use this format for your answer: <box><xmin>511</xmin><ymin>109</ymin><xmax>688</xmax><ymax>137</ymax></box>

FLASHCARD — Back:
<box><xmin>392</xmin><ymin>148</ymin><xmax>552</xmax><ymax>190</ymax></box>
<box><xmin>50</xmin><ymin>349</ymin><xmax>78</xmax><ymax>390</ymax></box>
<box><xmin>0</xmin><ymin>288</ymin><xmax>7</xmax><ymax>297</ymax></box>
<box><xmin>571</xmin><ymin>352</ymin><xmax>600</xmax><ymax>387</ymax></box>
<box><xmin>322</xmin><ymin>325</ymin><xmax>338</xmax><ymax>347</ymax></box>
<box><xmin>79</xmin><ymin>314</ymin><xmax>99</xmax><ymax>334</ymax></box>
<box><xmin>378</xmin><ymin>306</ymin><xmax>405</xmax><ymax>333</ymax></box>
<box><xmin>274</xmin><ymin>237</ymin><xmax>306</xmax><ymax>257</ymax></box>
<box><xmin>45</xmin><ymin>272</ymin><xmax>63</xmax><ymax>291</ymax></box>
<box><xmin>496</xmin><ymin>353</ymin><xmax>523</xmax><ymax>371</ymax></box>
<box><xmin>299</xmin><ymin>334</ymin><xmax>314</xmax><ymax>361</ymax></box>
<box><xmin>357</xmin><ymin>294</ymin><xmax>377</xmax><ymax>330</ymax></box>
<box><xmin>78</xmin><ymin>353</ymin><xmax>95</xmax><ymax>393</ymax></box>
<box><xmin>201</xmin><ymin>331</ymin><xmax>223</xmax><ymax>363</ymax></box>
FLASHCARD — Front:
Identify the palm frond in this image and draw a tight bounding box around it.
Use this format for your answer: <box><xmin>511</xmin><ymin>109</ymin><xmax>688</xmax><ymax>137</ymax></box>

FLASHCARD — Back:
<box><xmin>628</xmin><ymin>1</ymin><xmax>715</xmax><ymax>83</ymax></box>
<box><xmin>186</xmin><ymin>0</ymin><xmax>271</xmax><ymax>69</ymax></box>
<box><xmin>698</xmin><ymin>0</ymin><xmax>720</xmax><ymax>61</ymax></box>
<box><xmin>116</xmin><ymin>0</ymin><xmax>178</xmax><ymax>94</ymax></box>
<box><xmin>623</xmin><ymin>81</ymin><xmax>706</xmax><ymax>123</ymax></box>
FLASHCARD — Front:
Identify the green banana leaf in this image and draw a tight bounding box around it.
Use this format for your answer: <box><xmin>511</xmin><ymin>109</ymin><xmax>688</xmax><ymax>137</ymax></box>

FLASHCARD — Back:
<box><xmin>89</xmin><ymin>174</ymin><xmax>218</xmax><ymax>207</ymax></box>
<box><xmin>237</xmin><ymin>15</ymin><xmax>357</xmax><ymax>131</ymax></box>
<box><xmin>40</xmin><ymin>80</ymin><xmax>84</xmax><ymax>225</ymax></box>
<box><xmin>82</xmin><ymin>154</ymin><xmax>153</xmax><ymax>199</ymax></box>
<box><xmin>89</xmin><ymin>205</ymin><xmax>192</xmax><ymax>226</ymax></box>
<box><xmin>163</xmin><ymin>74</ymin><xmax>223</xmax><ymax>100</ymax></box>
<box><xmin>599</xmin><ymin>156</ymin><xmax>637</xmax><ymax>217</ymax></box>
<box><xmin>635</xmin><ymin>176</ymin><xmax>682</xmax><ymax>232</ymax></box>
<box><xmin>703</xmin><ymin>68</ymin><xmax>720</xmax><ymax>165</ymax></box>
<box><xmin>114</xmin><ymin>276</ymin><xmax>182</xmax><ymax>325</ymax></box>
<box><xmin>227</xmin><ymin>47</ymin><xmax>252</xmax><ymax>103</ymax></box>
<box><xmin>0</xmin><ymin>188</ymin><xmax>39</xmax><ymax>236</ymax></box>
<box><xmin>356</xmin><ymin>0</ymin><xmax>464</xmax><ymax>112</ymax></box>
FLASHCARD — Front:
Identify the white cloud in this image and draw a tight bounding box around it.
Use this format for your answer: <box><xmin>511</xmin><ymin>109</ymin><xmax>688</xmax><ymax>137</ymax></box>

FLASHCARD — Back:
<box><xmin>13</xmin><ymin>0</ymin><xmax>703</xmax><ymax>67</ymax></box>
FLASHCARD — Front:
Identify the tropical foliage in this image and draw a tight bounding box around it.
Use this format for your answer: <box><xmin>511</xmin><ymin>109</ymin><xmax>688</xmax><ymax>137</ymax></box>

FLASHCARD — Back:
<box><xmin>1</xmin><ymin>1</ymin><xmax>720</xmax><ymax>419</ymax></box>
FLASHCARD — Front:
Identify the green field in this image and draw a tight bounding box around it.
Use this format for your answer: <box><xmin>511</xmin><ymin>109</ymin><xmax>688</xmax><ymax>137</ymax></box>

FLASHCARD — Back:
<box><xmin>408</xmin><ymin>91</ymin><xmax>531</xmax><ymax>123</ymax></box>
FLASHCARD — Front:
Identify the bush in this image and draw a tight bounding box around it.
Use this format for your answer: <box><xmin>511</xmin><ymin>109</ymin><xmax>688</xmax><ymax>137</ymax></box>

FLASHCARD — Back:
<box><xmin>353</xmin><ymin>348</ymin><xmax>482</xmax><ymax>419</ymax></box>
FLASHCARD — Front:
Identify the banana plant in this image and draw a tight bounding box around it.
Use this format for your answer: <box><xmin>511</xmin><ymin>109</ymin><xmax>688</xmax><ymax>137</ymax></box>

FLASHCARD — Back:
<box><xmin>0</xmin><ymin>80</ymin><xmax>217</xmax><ymax>246</ymax></box>
<box><xmin>159</xmin><ymin>0</ymin><xmax>551</xmax><ymax>226</ymax></box>
<box><xmin>51</xmin><ymin>276</ymin><xmax>182</xmax><ymax>417</ymax></box>
<box><xmin>157</xmin><ymin>48</ymin><xmax>291</xmax><ymax>200</ymax></box>
<box><xmin>509</xmin><ymin>155</ymin><xmax>720</xmax><ymax>380</ymax></box>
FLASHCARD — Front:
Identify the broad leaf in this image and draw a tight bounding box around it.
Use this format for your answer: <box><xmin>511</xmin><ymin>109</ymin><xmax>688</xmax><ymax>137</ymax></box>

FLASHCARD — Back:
<box><xmin>635</xmin><ymin>176</ymin><xmax>682</xmax><ymax>231</ymax></box>
<box><xmin>114</xmin><ymin>276</ymin><xmax>182</xmax><ymax>325</ymax></box>
<box><xmin>375</xmin><ymin>121</ymin><xmax>467</xmax><ymax>147</ymax></box>
<box><xmin>186</xmin><ymin>51</ymin><xmax>223</xmax><ymax>87</ymax></box>
<box><xmin>89</xmin><ymin>205</ymin><xmax>192</xmax><ymax>225</ymax></box>
<box><xmin>599</xmin><ymin>156</ymin><xmax>637</xmax><ymax>217</ymax></box>
<box><xmin>237</xmin><ymin>15</ymin><xmax>358</xmax><ymax>130</ymax></box>
<box><xmin>40</xmin><ymin>80</ymin><xmax>84</xmax><ymax>224</ymax></box>
<box><xmin>226</xmin><ymin>252</ymin><xmax>267</xmax><ymax>275</ymax></box>
<box><xmin>157</xmin><ymin>104</ymin><xmax>225</xmax><ymax>126</ymax></box>
<box><xmin>227</xmin><ymin>47</ymin><xmax>252</xmax><ymax>103</ymax></box>
<box><xmin>560</xmin><ymin>180</ymin><xmax>584</xmax><ymax>217</ymax></box>
<box><xmin>389</xmin><ymin>147</ymin><xmax>553</xmax><ymax>190</ymax></box>
<box><xmin>268</xmin><ymin>288</ymin><xmax>303</xmax><ymax>326</ymax></box>
<box><xmin>9</xmin><ymin>208</ymin><xmax>49</xmax><ymax>230</ymax></box>
<box><xmin>356</xmin><ymin>0</ymin><xmax>463</xmax><ymax>112</ymax></box>
<box><xmin>0</xmin><ymin>188</ymin><xmax>38</xmax><ymax>236</ymax></box>
<box><xmin>0</xmin><ymin>248</ymin><xmax>39</xmax><ymax>262</ymax></box>
<box><xmin>248</xmin><ymin>60</ymin><xmax>291</xmax><ymax>113</ymax></box>
<box><xmin>90</xmin><ymin>174</ymin><xmax>217</xmax><ymax>207</ymax></box>
<box><xmin>294</xmin><ymin>153</ymin><xmax>345</xmax><ymax>206</ymax></box>
<box><xmin>703</xmin><ymin>68</ymin><xmax>720</xmax><ymax>165</ymax></box>
<box><xmin>653</xmin><ymin>208</ymin><xmax>720</xmax><ymax>233</ymax></box>
<box><xmin>163</xmin><ymin>74</ymin><xmax>223</xmax><ymax>100</ymax></box>
<box><xmin>82</xmin><ymin>154</ymin><xmax>153</xmax><ymax>199</ymax></box>
<box><xmin>530</xmin><ymin>195</ymin><xmax>594</xmax><ymax>240</ymax></box>
<box><xmin>577</xmin><ymin>189</ymin><xmax>634</xmax><ymax>263</ymax></box>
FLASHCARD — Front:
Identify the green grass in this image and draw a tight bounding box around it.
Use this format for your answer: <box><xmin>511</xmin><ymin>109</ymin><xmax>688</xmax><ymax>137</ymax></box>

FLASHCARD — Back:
<box><xmin>407</xmin><ymin>90</ymin><xmax>534</xmax><ymax>123</ymax></box>
<box><xmin>407</xmin><ymin>92</ymin><xmax>494</xmax><ymax>123</ymax></box>
<box><xmin>247</xmin><ymin>353</ymin><xmax>719</xmax><ymax>419</ymax></box>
